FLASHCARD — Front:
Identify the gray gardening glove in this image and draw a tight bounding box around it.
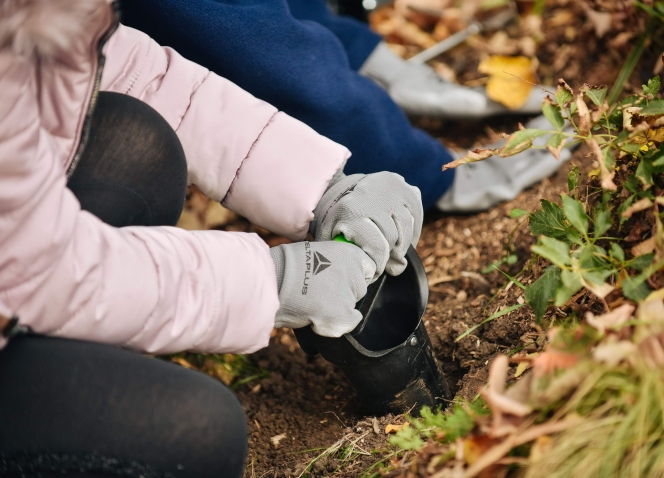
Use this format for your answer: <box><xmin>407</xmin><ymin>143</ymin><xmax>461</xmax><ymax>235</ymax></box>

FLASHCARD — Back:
<box><xmin>360</xmin><ymin>42</ymin><xmax>548</xmax><ymax>119</ymax></box>
<box><xmin>437</xmin><ymin>115</ymin><xmax>574</xmax><ymax>212</ymax></box>
<box><xmin>310</xmin><ymin>171</ymin><xmax>423</xmax><ymax>280</ymax></box>
<box><xmin>270</xmin><ymin>241</ymin><xmax>376</xmax><ymax>337</ymax></box>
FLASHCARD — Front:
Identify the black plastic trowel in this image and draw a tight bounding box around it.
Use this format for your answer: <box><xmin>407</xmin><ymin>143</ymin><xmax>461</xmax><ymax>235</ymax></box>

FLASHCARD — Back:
<box><xmin>294</xmin><ymin>237</ymin><xmax>451</xmax><ymax>416</ymax></box>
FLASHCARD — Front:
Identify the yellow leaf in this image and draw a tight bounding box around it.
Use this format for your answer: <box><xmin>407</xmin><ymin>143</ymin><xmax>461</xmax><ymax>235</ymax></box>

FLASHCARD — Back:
<box><xmin>514</xmin><ymin>361</ymin><xmax>532</xmax><ymax>378</ymax></box>
<box><xmin>171</xmin><ymin>357</ymin><xmax>196</xmax><ymax>369</ymax></box>
<box><xmin>646</xmin><ymin>289</ymin><xmax>664</xmax><ymax>302</ymax></box>
<box><xmin>478</xmin><ymin>56</ymin><xmax>536</xmax><ymax>110</ymax></box>
<box><xmin>385</xmin><ymin>422</ymin><xmax>410</xmax><ymax>434</ymax></box>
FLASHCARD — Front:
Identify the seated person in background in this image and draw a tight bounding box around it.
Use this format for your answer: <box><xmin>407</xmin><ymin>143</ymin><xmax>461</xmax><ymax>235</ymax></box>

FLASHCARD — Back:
<box><xmin>121</xmin><ymin>0</ymin><xmax>570</xmax><ymax>214</ymax></box>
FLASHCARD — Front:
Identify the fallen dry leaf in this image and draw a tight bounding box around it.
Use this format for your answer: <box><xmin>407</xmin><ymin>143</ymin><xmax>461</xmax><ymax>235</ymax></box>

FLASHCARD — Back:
<box><xmin>176</xmin><ymin>208</ymin><xmax>205</xmax><ymax>231</ymax></box>
<box><xmin>171</xmin><ymin>357</ymin><xmax>196</xmax><ymax>369</ymax></box>
<box><xmin>481</xmin><ymin>355</ymin><xmax>532</xmax><ymax>438</ymax></box>
<box><xmin>638</xmin><ymin>299</ymin><xmax>664</xmax><ymax>322</ymax></box>
<box><xmin>514</xmin><ymin>361</ymin><xmax>532</xmax><ymax>378</ymax></box>
<box><xmin>585</xmin><ymin>304</ymin><xmax>635</xmax><ymax>333</ymax></box>
<box><xmin>270</xmin><ymin>433</ymin><xmax>287</xmax><ymax>447</ymax></box>
<box><xmin>632</xmin><ymin>237</ymin><xmax>656</xmax><ymax>257</ymax></box>
<box><xmin>580</xmin><ymin>277</ymin><xmax>614</xmax><ymax>300</ymax></box>
<box><xmin>204</xmin><ymin>201</ymin><xmax>236</xmax><ymax>229</ymax></box>
<box><xmin>622</xmin><ymin>197</ymin><xmax>654</xmax><ymax>219</ymax></box>
<box><xmin>532</xmin><ymin>350</ymin><xmax>581</xmax><ymax>378</ymax></box>
<box><xmin>528</xmin><ymin>435</ymin><xmax>553</xmax><ymax>464</ymax></box>
<box><xmin>478</xmin><ymin>56</ymin><xmax>536</xmax><ymax>110</ymax></box>
<box><xmin>584</xmin><ymin>7</ymin><xmax>613</xmax><ymax>38</ymax></box>
<box><xmin>385</xmin><ymin>422</ymin><xmax>410</xmax><ymax>434</ymax></box>
<box><xmin>588</xmin><ymin>138</ymin><xmax>617</xmax><ymax>190</ymax></box>
<box><xmin>464</xmin><ymin>435</ymin><xmax>499</xmax><ymax>467</ymax></box>
<box><xmin>646</xmin><ymin>289</ymin><xmax>664</xmax><ymax>302</ymax></box>
<box><xmin>442</xmin><ymin>148</ymin><xmax>500</xmax><ymax>171</ymax></box>
<box><xmin>463</xmin><ymin>417</ymin><xmax>584</xmax><ymax>478</ymax></box>
<box><xmin>592</xmin><ymin>339</ymin><xmax>637</xmax><ymax>367</ymax></box>
<box><xmin>576</xmin><ymin>93</ymin><xmax>592</xmax><ymax>136</ymax></box>
<box><xmin>639</xmin><ymin>335</ymin><xmax>664</xmax><ymax>367</ymax></box>
<box><xmin>202</xmin><ymin>357</ymin><xmax>235</xmax><ymax>385</ymax></box>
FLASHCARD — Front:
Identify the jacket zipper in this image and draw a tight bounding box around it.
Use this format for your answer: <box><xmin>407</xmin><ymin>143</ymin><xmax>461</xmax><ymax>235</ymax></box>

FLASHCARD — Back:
<box><xmin>66</xmin><ymin>1</ymin><xmax>121</xmax><ymax>178</ymax></box>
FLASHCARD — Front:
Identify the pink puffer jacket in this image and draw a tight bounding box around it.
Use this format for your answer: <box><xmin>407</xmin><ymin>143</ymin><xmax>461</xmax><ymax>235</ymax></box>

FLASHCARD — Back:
<box><xmin>0</xmin><ymin>0</ymin><xmax>349</xmax><ymax>354</ymax></box>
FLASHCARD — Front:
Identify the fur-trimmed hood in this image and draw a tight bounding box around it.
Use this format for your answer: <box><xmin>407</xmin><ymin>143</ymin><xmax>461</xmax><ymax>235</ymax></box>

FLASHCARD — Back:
<box><xmin>0</xmin><ymin>0</ymin><xmax>111</xmax><ymax>59</ymax></box>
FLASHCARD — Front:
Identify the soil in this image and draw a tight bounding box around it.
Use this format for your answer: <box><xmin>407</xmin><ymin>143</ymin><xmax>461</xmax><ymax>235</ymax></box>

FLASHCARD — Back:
<box><xmin>236</xmin><ymin>151</ymin><xmax>577</xmax><ymax>478</ymax></box>
<box><xmin>171</xmin><ymin>1</ymin><xmax>663</xmax><ymax>475</ymax></box>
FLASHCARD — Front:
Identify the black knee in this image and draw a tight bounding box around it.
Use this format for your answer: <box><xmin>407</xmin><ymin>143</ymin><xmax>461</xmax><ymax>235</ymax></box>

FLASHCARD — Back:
<box><xmin>0</xmin><ymin>337</ymin><xmax>247</xmax><ymax>478</ymax></box>
<box><xmin>165</xmin><ymin>366</ymin><xmax>249</xmax><ymax>477</ymax></box>
<box><xmin>68</xmin><ymin>92</ymin><xmax>188</xmax><ymax>227</ymax></box>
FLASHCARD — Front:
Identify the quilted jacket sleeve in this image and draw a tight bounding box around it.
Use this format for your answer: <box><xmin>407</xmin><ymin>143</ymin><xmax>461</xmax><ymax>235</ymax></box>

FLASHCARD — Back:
<box><xmin>101</xmin><ymin>24</ymin><xmax>350</xmax><ymax>240</ymax></box>
<box><xmin>0</xmin><ymin>48</ymin><xmax>277</xmax><ymax>355</ymax></box>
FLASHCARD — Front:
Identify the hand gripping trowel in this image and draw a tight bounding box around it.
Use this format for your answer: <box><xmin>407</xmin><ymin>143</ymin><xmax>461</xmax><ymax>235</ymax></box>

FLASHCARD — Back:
<box><xmin>294</xmin><ymin>236</ymin><xmax>451</xmax><ymax>416</ymax></box>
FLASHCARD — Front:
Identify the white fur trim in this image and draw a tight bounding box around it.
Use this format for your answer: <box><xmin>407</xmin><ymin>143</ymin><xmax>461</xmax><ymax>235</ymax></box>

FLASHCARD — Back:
<box><xmin>0</xmin><ymin>0</ymin><xmax>107</xmax><ymax>59</ymax></box>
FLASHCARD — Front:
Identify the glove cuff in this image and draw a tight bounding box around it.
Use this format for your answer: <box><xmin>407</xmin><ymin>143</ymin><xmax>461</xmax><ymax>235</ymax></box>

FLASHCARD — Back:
<box><xmin>269</xmin><ymin>246</ymin><xmax>286</xmax><ymax>292</ymax></box>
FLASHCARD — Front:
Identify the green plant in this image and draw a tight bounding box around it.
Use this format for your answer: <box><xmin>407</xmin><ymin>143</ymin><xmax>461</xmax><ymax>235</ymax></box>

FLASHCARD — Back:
<box><xmin>448</xmin><ymin>76</ymin><xmax>664</xmax><ymax>325</ymax></box>
<box><xmin>389</xmin><ymin>400</ymin><xmax>490</xmax><ymax>450</ymax></box>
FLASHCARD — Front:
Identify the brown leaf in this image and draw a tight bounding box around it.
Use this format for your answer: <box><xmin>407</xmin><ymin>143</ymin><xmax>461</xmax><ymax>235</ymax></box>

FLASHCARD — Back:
<box><xmin>576</xmin><ymin>93</ymin><xmax>591</xmax><ymax>136</ymax></box>
<box><xmin>621</xmin><ymin>197</ymin><xmax>654</xmax><ymax>219</ymax></box>
<box><xmin>592</xmin><ymin>339</ymin><xmax>637</xmax><ymax>367</ymax></box>
<box><xmin>270</xmin><ymin>433</ymin><xmax>287</xmax><ymax>447</ymax></box>
<box><xmin>442</xmin><ymin>148</ymin><xmax>499</xmax><ymax>171</ymax></box>
<box><xmin>588</xmin><ymin>138</ymin><xmax>617</xmax><ymax>190</ymax></box>
<box><xmin>585</xmin><ymin>303</ymin><xmax>635</xmax><ymax>333</ymax></box>
<box><xmin>462</xmin><ymin>417</ymin><xmax>584</xmax><ymax>478</ymax></box>
<box><xmin>591</xmin><ymin>101</ymin><xmax>610</xmax><ymax>124</ymax></box>
<box><xmin>532</xmin><ymin>350</ymin><xmax>581</xmax><ymax>378</ymax></box>
<box><xmin>632</xmin><ymin>237</ymin><xmax>656</xmax><ymax>257</ymax></box>
<box><xmin>583</xmin><ymin>7</ymin><xmax>613</xmax><ymax>38</ymax></box>
<box><xmin>481</xmin><ymin>355</ymin><xmax>532</xmax><ymax>438</ymax></box>
<box><xmin>625</xmin><ymin>220</ymin><xmax>650</xmax><ymax>242</ymax></box>
<box><xmin>464</xmin><ymin>435</ymin><xmax>499</xmax><ymax>466</ymax></box>
<box><xmin>546</xmin><ymin>136</ymin><xmax>568</xmax><ymax>161</ymax></box>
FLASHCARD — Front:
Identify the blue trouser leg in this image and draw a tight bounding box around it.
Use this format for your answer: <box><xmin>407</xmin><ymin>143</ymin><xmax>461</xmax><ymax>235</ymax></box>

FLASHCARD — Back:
<box><xmin>120</xmin><ymin>0</ymin><xmax>455</xmax><ymax>210</ymax></box>
<box><xmin>285</xmin><ymin>0</ymin><xmax>380</xmax><ymax>71</ymax></box>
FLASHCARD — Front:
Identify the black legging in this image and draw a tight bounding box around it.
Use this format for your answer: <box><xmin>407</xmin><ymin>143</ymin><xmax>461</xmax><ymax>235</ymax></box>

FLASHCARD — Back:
<box><xmin>0</xmin><ymin>93</ymin><xmax>247</xmax><ymax>478</ymax></box>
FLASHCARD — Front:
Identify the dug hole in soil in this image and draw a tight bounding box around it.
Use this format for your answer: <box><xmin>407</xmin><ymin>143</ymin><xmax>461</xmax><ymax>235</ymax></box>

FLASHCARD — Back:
<box><xmin>237</xmin><ymin>151</ymin><xmax>580</xmax><ymax>478</ymax></box>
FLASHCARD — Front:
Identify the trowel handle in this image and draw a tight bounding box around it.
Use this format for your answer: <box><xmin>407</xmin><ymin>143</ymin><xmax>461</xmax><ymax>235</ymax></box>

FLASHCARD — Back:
<box><xmin>333</xmin><ymin>234</ymin><xmax>353</xmax><ymax>244</ymax></box>
<box><xmin>333</xmin><ymin>233</ymin><xmax>387</xmax><ymax>337</ymax></box>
